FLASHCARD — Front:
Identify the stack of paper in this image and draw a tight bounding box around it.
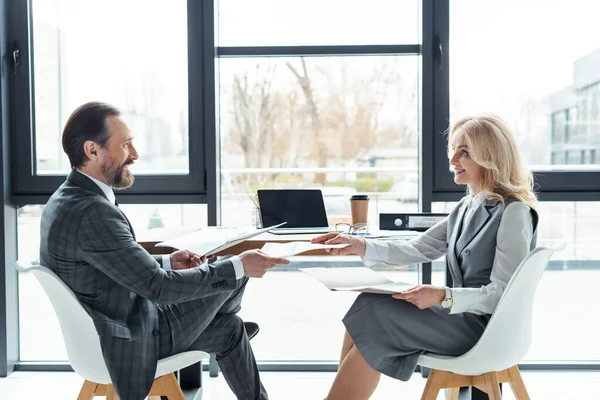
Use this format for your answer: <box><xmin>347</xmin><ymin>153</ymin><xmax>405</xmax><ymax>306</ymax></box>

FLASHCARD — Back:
<box><xmin>299</xmin><ymin>267</ymin><xmax>415</xmax><ymax>294</ymax></box>
<box><xmin>156</xmin><ymin>222</ymin><xmax>286</xmax><ymax>256</ymax></box>
<box><xmin>260</xmin><ymin>242</ymin><xmax>349</xmax><ymax>258</ymax></box>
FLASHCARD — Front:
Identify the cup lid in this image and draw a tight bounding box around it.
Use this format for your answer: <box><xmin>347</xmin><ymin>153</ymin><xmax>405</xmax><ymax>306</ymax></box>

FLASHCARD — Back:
<box><xmin>350</xmin><ymin>194</ymin><xmax>369</xmax><ymax>200</ymax></box>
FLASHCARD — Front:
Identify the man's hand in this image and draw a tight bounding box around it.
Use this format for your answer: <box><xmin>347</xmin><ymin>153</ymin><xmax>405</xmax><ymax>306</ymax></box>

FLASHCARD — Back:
<box><xmin>170</xmin><ymin>249</ymin><xmax>210</xmax><ymax>270</ymax></box>
<box><xmin>239</xmin><ymin>249</ymin><xmax>290</xmax><ymax>278</ymax></box>
<box><xmin>392</xmin><ymin>285</ymin><xmax>445</xmax><ymax>310</ymax></box>
<box><xmin>311</xmin><ymin>233</ymin><xmax>367</xmax><ymax>257</ymax></box>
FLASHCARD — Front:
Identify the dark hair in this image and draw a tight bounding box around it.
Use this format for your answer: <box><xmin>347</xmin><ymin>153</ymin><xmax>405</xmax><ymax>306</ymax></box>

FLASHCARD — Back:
<box><xmin>62</xmin><ymin>101</ymin><xmax>121</xmax><ymax>168</ymax></box>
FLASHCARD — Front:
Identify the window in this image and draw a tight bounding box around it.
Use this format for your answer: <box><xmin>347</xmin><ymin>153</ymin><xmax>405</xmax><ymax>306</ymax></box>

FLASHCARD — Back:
<box><xmin>433</xmin><ymin>201</ymin><xmax>600</xmax><ymax>362</ymax></box>
<box><xmin>217</xmin><ymin>0</ymin><xmax>420</xmax><ymax>46</ymax></box>
<box><xmin>218</xmin><ymin>56</ymin><xmax>420</xmax><ymax>229</ymax></box>
<box><xmin>10</xmin><ymin>0</ymin><xmax>596</xmax><ymax>372</ymax></box>
<box><xmin>237</xmin><ymin>260</ymin><xmax>420</xmax><ymax>362</ymax></box>
<box><xmin>32</xmin><ymin>0</ymin><xmax>189</xmax><ymax>175</ymax></box>
<box><xmin>566</xmin><ymin>107</ymin><xmax>577</xmax><ymax>142</ymax></box>
<box><xmin>216</xmin><ymin>1</ymin><xmax>423</xmax><ymax>361</ymax></box>
<box><xmin>551</xmin><ymin>111</ymin><xmax>566</xmax><ymax>143</ymax></box>
<box><xmin>450</xmin><ymin>1</ymin><xmax>600</xmax><ymax>169</ymax></box>
<box><xmin>435</xmin><ymin>0</ymin><xmax>600</xmax><ymax>196</ymax></box>
<box><xmin>526</xmin><ymin>201</ymin><xmax>600</xmax><ymax>361</ymax></box>
<box><xmin>12</xmin><ymin>0</ymin><xmax>207</xmax><ymax>197</ymax></box>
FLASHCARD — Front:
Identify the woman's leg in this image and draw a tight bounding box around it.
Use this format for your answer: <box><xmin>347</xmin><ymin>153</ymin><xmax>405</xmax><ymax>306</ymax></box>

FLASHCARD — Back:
<box><xmin>327</xmin><ymin>345</ymin><xmax>381</xmax><ymax>400</ymax></box>
<box><xmin>339</xmin><ymin>329</ymin><xmax>354</xmax><ymax>364</ymax></box>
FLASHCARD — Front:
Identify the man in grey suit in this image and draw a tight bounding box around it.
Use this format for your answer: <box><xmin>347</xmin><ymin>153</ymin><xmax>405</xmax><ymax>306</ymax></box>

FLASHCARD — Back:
<box><xmin>40</xmin><ymin>101</ymin><xmax>288</xmax><ymax>400</ymax></box>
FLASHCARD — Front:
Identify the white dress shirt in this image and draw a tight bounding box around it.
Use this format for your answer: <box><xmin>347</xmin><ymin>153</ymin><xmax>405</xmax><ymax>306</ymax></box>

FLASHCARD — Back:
<box><xmin>76</xmin><ymin>170</ymin><xmax>245</xmax><ymax>279</ymax></box>
<box><xmin>363</xmin><ymin>195</ymin><xmax>533</xmax><ymax>315</ymax></box>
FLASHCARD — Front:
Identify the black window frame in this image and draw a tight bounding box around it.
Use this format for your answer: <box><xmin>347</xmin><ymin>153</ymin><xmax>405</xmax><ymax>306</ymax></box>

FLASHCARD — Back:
<box><xmin>432</xmin><ymin>1</ymin><xmax>600</xmax><ymax>202</ymax></box>
<box><xmin>9</xmin><ymin>0</ymin><xmax>213</xmax><ymax>205</ymax></box>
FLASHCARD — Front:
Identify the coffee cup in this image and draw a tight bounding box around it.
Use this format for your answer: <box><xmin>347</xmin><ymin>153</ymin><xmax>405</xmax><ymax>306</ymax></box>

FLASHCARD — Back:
<box><xmin>350</xmin><ymin>194</ymin><xmax>369</xmax><ymax>225</ymax></box>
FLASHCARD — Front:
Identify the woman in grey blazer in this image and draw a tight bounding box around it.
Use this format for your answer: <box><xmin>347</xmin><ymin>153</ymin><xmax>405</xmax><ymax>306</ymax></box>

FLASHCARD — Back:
<box><xmin>312</xmin><ymin>114</ymin><xmax>539</xmax><ymax>400</ymax></box>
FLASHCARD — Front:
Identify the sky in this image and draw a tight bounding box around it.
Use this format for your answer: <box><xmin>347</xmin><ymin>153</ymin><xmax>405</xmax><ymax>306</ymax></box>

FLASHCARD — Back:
<box><xmin>34</xmin><ymin>0</ymin><xmax>600</xmax><ymax>114</ymax></box>
<box><xmin>450</xmin><ymin>0</ymin><xmax>600</xmax><ymax>114</ymax></box>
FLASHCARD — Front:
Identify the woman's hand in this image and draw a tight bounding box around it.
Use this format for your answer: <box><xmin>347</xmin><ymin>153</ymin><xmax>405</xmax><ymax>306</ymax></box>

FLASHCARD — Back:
<box><xmin>311</xmin><ymin>233</ymin><xmax>367</xmax><ymax>257</ymax></box>
<box><xmin>392</xmin><ymin>285</ymin><xmax>445</xmax><ymax>309</ymax></box>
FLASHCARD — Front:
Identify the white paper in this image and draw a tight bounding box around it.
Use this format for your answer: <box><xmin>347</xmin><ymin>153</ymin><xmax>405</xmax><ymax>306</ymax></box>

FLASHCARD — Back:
<box><xmin>366</xmin><ymin>230</ymin><xmax>420</xmax><ymax>239</ymax></box>
<box><xmin>156</xmin><ymin>222</ymin><xmax>286</xmax><ymax>256</ymax></box>
<box><xmin>260</xmin><ymin>242</ymin><xmax>349</xmax><ymax>258</ymax></box>
<box><xmin>299</xmin><ymin>267</ymin><xmax>415</xmax><ymax>294</ymax></box>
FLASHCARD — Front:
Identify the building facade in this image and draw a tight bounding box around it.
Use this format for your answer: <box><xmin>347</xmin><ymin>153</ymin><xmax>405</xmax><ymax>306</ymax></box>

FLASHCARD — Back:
<box><xmin>548</xmin><ymin>48</ymin><xmax>600</xmax><ymax>165</ymax></box>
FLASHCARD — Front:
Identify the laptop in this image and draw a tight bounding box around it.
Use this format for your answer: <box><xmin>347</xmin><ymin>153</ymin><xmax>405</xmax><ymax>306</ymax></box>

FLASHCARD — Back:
<box><xmin>257</xmin><ymin>189</ymin><xmax>332</xmax><ymax>235</ymax></box>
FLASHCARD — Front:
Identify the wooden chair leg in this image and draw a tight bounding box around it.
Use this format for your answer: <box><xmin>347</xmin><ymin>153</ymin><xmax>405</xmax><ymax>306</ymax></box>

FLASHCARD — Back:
<box><xmin>484</xmin><ymin>372</ymin><xmax>502</xmax><ymax>400</ymax></box>
<box><xmin>507</xmin><ymin>365</ymin><xmax>530</xmax><ymax>400</ymax></box>
<box><xmin>446</xmin><ymin>387</ymin><xmax>460</xmax><ymax>400</ymax></box>
<box><xmin>77</xmin><ymin>380</ymin><xmax>98</xmax><ymax>400</ymax></box>
<box><xmin>106</xmin><ymin>384</ymin><xmax>119</xmax><ymax>400</ymax></box>
<box><xmin>162</xmin><ymin>373</ymin><xmax>186</xmax><ymax>400</ymax></box>
<box><xmin>151</xmin><ymin>373</ymin><xmax>185</xmax><ymax>400</ymax></box>
<box><xmin>421</xmin><ymin>369</ymin><xmax>447</xmax><ymax>400</ymax></box>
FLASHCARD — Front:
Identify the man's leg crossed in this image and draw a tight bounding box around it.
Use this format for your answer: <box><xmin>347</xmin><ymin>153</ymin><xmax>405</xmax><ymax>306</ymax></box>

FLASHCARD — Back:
<box><xmin>158</xmin><ymin>276</ymin><xmax>268</xmax><ymax>399</ymax></box>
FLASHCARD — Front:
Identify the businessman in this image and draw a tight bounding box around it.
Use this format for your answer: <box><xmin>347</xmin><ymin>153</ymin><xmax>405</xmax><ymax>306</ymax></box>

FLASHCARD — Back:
<box><xmin>40</xmin><ymin>101</ymin><xmax>288</xmax><ymax>400</ymax></box>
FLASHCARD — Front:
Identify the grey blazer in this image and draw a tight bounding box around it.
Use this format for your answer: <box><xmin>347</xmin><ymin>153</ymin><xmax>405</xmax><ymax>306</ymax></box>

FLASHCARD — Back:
<box><xmin>446</xmin><ymin>196</ymin><xmax>538</xmax><ymax>290</ymax></box>
<box><xmin>40</xmin><ymin>170</ymin><xmax>237</xmax><ymax>400</ymax></box>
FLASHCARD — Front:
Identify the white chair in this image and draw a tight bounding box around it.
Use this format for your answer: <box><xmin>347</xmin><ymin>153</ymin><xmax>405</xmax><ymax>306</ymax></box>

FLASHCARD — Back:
<box><xmin>16</xmin><ymin>260</ymin><xmax>210</xmax><ymax>400</ymax></box>
<box><xmin>417</xmin><ymin>243</ymin><xmax>566</xmax><ymax>400</ymax></box>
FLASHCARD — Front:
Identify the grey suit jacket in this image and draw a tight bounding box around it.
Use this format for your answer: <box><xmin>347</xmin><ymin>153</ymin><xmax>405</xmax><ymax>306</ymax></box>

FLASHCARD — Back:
<box><xmin>40</xmin><ymin>170</ymin><xmax>237</xmax><ymax>400</ymax></box>
<box><xmin>363</xmin><ymin>195</ymin><xmax>538</xmax><ymax>315</ymax></box>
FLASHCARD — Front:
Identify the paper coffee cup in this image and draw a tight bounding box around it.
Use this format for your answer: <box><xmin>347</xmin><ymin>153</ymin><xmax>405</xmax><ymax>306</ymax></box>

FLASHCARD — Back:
<box><xmin>350</xmin><ymin>194</ymin><xmax>369</xmax><ymax>225</ymax></box>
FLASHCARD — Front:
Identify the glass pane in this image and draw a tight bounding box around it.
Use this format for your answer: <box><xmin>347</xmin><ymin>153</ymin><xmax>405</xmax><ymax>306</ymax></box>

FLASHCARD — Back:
<box><xmin>450</xmin><ymin>0</ymin><xmax>600</xmax><ymax>171</ymax></box>
<box><xmin>218</xmin><ymin>55</ymin><xmax>420</xmax><ymax>361</ymax></box>
<box><xmin>238</xmin><ymin>259</ymin><xmax>420</xmax><ymax>361</ymax></box>
<box><xmin>32</xmin><ymin>0</ymin><xmax>189</xmax><ymax>175</ymax></box>
<box><xmin>217</xmin><ymin>0</ymin><xmax>420</xmax><ymax>46</ymax></box>
<box><xmin>18</xmin><ymin>203</ymin><xmax>206</xmax><ymax>361</ymax></box>
<box><xmin>433</xmin><ymin>200</ymin><xmax>600</xmax><ymax>362</ymax></box>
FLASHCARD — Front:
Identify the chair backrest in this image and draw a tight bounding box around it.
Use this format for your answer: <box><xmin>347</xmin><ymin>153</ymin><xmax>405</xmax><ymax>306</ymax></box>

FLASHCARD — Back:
<box><xmin>16</xmin><ymin>260</ymin><xmax>112</xmax><ymax>383</ymax></box>
<box><xmin>456</xmin><ymin>242</ymin><xmax>566</xmax><ymax>372</ymax></box>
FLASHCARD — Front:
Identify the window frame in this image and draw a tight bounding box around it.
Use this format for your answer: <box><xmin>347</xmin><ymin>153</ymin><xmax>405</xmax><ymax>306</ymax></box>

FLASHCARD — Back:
<box><xmin>432</xmin><ymin>2</ymin><xmax>600</xmax><ymax>201</ymax></box>
<box><xmin>9</xmin><ymin>0</ymin><xmax>211</xmax><ymax>205</ymax></box>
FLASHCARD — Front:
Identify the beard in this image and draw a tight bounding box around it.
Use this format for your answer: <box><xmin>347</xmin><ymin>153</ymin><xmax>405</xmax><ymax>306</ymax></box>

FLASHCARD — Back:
<box><xmin>101</xmin><ymin>157</ymin><xmax>135</xmax><ymax>189</ymax></box>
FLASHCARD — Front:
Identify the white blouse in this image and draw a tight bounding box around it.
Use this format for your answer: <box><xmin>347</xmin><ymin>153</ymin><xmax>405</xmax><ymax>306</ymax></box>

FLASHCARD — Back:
<box><xmin>363</xmin><ymin>198</ymin><xmax>534</xmax><ymax>315</ymax></box>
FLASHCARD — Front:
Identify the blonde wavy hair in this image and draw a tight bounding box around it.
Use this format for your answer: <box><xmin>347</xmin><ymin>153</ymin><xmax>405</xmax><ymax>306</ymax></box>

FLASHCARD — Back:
<box><xmin>448</xmin><ymin>114</ymin><xmax>537</xmax><ymax>208</ymax></box>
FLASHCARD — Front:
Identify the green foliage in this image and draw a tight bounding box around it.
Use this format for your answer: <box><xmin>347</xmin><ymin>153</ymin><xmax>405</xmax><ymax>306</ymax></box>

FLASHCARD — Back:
<box><xmin>329</xmin><ymin>178</ymin><xmax>395</xmax><ymax>193</ymax></box>
<box><xmin>228</xmin><ymin>174</ymin><xmax>395</xmax><ymax>195</ymax></box>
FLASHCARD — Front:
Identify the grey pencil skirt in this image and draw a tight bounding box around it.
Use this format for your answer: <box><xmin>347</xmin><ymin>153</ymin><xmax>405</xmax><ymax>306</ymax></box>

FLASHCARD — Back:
<box><xmin>343</xmin><ymin>293</ymin><xmax>490</xmax><ymax>381</ymax></box>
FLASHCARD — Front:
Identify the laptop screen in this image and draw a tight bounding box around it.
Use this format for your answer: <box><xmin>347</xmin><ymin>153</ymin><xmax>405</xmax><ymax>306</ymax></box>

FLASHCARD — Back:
<box><xmin>257</xmin><ymin>189</ymin><xmax>329</xmax><ymax>228</ymax></box>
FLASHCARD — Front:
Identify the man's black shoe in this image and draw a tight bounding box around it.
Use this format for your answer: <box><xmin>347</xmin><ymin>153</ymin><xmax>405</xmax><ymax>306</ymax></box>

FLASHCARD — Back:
<box><xmin>244</xmin><ymin>321</ymin><xmax>260</xmax><ymax>340</ymax></box>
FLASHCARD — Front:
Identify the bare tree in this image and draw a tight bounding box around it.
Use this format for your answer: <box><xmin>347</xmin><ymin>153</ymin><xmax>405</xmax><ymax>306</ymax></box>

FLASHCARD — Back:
<box><xmin>227</xmin><ymin>64</ymin><xmax>309</xmax><ymax>189</ymax></box>
<box><xmin>286</xmin><ymin>58</ymin><xmax>418</xmax><ymax>177</ymax></box>
<box><xmin>225</xmin><ymin>57</ymin><xmax>419</xmax><ymax>188</ymax></box>
<box><xmin>286</xmin><ymin>58</ymin><xmax>328</xmax><ymax>184</ymax></box>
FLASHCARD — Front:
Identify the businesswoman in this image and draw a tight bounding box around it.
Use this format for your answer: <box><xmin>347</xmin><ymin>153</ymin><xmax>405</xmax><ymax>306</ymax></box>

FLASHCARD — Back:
<box><xmin>312</xmin><ymin>114</ymin><xmax>539</xmax><ymax>399</ymax></box>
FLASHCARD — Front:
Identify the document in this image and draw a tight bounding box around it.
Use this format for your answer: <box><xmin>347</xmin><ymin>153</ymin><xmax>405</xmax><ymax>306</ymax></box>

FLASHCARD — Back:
<box><xmin>299</xmin><ymin>267</ymin><xmax>415</xmax><ymax>294</ymax></box>
<box><xmin>260</xmin><ymin>242</ymin><xmax>349</xmax><ymax>258</ymax></box>
<box><xmin>156</xmin><ymin>222</ymin><xmax>286</xmax><ymax>257</ymax></box>
<box><xmin>366</xmin><ymin>230</ymin><xmax>420</xmax><ymax>239</ymax></box>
